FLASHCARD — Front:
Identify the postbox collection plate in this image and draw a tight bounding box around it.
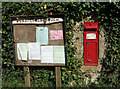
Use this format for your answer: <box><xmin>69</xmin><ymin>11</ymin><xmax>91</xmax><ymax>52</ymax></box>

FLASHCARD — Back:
<box><xmin>86</xmin><ymin>33</ymin><xmax>96</xmax><ymax>39</ymax></box>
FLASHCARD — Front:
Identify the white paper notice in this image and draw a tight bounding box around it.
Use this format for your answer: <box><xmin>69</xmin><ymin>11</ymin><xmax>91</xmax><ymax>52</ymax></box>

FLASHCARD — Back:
<box><xmin>17</xmin><ymin>43</ymin><xmax>28</xmax><ymax>61</ymax></box>
<box><xmin>41</xmin><ymin>46</ymin><xmax>53</xmax><ymax>63</ymax></box>
<box><xmin>28</xmin><ymin>43</ymin><xmax>41</xmax><ymax>60</ymax></box>
<box><xmin>17</xmin><ymin>45</ymin><xmax>21</xmax><ymax>60</ymax></box>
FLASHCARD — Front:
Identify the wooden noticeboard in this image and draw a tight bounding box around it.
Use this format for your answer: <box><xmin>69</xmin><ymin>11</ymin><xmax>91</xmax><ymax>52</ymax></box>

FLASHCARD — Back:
<box><xmin>10</xmin><ymin>13</ymin><xmax>67</xmax><ymax>66</ymax></box>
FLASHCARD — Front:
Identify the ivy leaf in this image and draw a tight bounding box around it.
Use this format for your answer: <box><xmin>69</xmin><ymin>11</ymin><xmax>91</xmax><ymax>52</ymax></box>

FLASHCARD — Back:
<box><xmin>70</xmin><ymin>19</ymin><xmax>75</xmax><ymax>26</ymax></box>
<box><xmin>83</xmin><ymin>4</ymin><xmax>85</xmax><ymax>7</ymax></box>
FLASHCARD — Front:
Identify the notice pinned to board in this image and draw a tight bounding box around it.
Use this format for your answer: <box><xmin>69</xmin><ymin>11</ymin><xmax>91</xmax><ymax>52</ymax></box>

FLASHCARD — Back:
<box><xmin>50</xmin><ymin>30</ymin><xmax>63</xmax><ymax>40</ymax></box>
<box><xmin>28</xmin><ymin>43</ymin><xmax>41</xmax><ymax>60</ymax></box>
<box><xmin>17</xmin><ymin>43</ymin><xmax>28</xmax><ymax>61</ymax></box>
<box><xmin>41</xmin><ymin>46</ymin><xmax>53</xmax><ymax>63</ymax></box>
<box><xmin>53</xmin><ymin>46</ymin><xmax>65</xmax><ymax>64</ymax></box>
<box><xmin>36</xmin><ymin>27</ymin><xmax>48</xmax><ymax>45</ymax></box>
<box><xmin>40</xmin><ymin>46</ymin><xmax>65</xmax><ymax>64</ymax></box>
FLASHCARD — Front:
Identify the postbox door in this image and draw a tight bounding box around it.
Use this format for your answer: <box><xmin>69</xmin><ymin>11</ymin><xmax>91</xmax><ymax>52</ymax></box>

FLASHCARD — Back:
<box><xmin>86</xmin><ymin>42</ymin><xmax>97</xmax><ymax>63</ymax></box>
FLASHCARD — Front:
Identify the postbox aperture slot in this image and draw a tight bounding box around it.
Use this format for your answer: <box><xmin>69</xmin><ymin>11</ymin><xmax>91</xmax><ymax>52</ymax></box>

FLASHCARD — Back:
<box><xmin>84</xmin><ymin>29</ymin><xmax>97</xmax><ymax>31</ymax></box>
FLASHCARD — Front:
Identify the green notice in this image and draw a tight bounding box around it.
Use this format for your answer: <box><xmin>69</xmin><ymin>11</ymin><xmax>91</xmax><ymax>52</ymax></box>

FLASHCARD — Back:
<box><xmin>36</xmin><ymin>27</ymin><xmax>48</xmax><ymax>45</ymax></box>
<box><xmin>53</xmin><ymin>46</ymin><xmax>65</xmax><ymax>64</ymax></box>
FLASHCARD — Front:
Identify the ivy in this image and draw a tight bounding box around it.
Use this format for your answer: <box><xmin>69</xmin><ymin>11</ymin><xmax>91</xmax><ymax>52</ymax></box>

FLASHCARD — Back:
<box><xmin>2</xmin><ymin>2</ymin><xmax>120</xmax><ymax>87</ymax></box>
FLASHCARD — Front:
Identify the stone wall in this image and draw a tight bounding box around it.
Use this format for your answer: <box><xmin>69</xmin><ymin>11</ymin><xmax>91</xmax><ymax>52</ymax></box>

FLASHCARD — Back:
<box><xmin>71</xmin><ymin>17</ymin><xmax>107</xmax><ymax>84</ymax></box>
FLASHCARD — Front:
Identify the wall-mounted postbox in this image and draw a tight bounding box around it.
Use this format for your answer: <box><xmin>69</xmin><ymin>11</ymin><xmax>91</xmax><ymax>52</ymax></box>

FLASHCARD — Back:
<box><xmin>84</xmin><ymin>22</ymin><xmax>99</xmax><ymax>66</ymax></box>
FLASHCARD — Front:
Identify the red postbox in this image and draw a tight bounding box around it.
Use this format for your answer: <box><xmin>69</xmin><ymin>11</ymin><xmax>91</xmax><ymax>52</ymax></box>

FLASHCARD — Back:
<box><xmin>84</xmin><ymin>22</ymin><xmax>99</xmax><ymax>65</ymax></box>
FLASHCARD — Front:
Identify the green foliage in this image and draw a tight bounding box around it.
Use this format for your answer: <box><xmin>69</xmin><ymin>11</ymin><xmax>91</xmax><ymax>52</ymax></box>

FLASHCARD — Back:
<box><xmin>30</xmin><ymin>67</ymin><xmax>55</xmax><ymax>87</ymax></box>
<box><xmin>2</xmin><ymin>67</ymin><xmax>25</xmax><ymax>87</ymax></box>
<box><xmin>2</xmin><ymin>2</ymin><xmax>120</xmax><ymax>87</ymax></box>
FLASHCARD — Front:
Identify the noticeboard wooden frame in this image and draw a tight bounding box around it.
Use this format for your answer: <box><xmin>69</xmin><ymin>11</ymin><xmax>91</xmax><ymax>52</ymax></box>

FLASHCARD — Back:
<box><xmin>10</xmin><ymin>13</ymin><xmax>67</xmax><ymax>66</ymax></box>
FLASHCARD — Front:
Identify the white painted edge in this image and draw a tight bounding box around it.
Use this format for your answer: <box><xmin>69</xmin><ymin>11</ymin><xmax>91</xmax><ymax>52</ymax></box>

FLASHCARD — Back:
<box><xmin>12</xmin><ymin>18</ymin><xmax>63</xmax><ymax>24</ymax></box>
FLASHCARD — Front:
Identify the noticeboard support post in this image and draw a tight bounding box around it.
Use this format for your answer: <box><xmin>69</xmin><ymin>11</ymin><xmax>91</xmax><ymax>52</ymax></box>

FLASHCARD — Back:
<box><xmin>55</xmin><ymin>67</ymin><xmax>61</xmax><ymax>88</ymax></box>
<box><xmin>23</xmin><ymin>66</ymin><xmax>61</xmax><ymax>88</ymax></box>
<box><xmin>24</xmin><ymin>66</ymin><xmax>30</xmax><ymax>87</ymax></box>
